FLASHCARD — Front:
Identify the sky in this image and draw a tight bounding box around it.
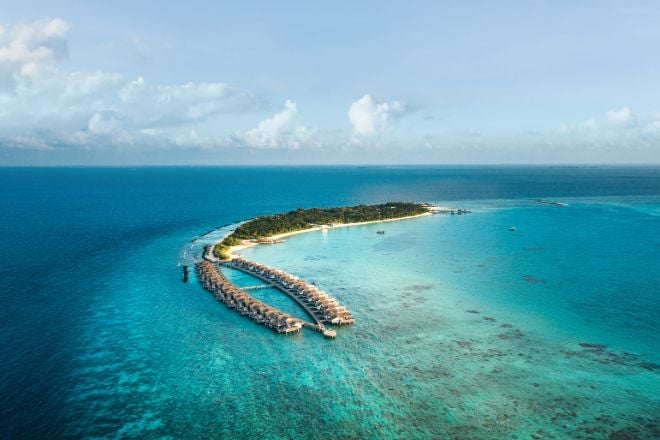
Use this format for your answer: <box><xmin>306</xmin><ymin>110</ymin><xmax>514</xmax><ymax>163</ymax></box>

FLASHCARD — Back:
<box><xmin>1</xmin><ymin>0</ymin><xmax>659</xmax><ymax>165</ymax></box>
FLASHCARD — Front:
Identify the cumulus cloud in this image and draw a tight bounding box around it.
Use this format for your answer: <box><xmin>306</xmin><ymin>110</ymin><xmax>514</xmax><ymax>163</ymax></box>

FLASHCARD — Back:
<box><xmin>4</xmin><ymin>135</ymin><xmax>54</xmax><ymax>150</ymax></box>
<box><xmin>0</xmin><ymin>17</ymin><xmax>69</xmax><ymax>76</ymax></box>
<box><xmin>556</xmin><ymin>106</ymin><xmax>660</xmax><ymax>155</ymax></box>
<box><xmin>558</xmin><ymin>117</ymin><xmax>598</xmax><ymax>134</ymax></box>
<box><xmin>115</xmin><ymin>77</ymin><xmax>259</xmax><ymax>127</ymax></box>
<box><xmin>240</xmin><ymin>100</ymin><xmax>316</xmax><ymax>149</ymax></box>
<box><xmin>606</xmin><ymin>107</ymin><xmax>636</xmax><ymax>127</ymax></box>
<box><xmin>348</xmin><ymin>94</ymin><xmax>407</xmax><ymax>138</ymax></box>
<box><xmin>62</xmin><ymin>70</ymin><xmax>123</xmax><ymax>99</ymax></box>
<box><xmin>559</xmin><ymin>107</ymin><xmax>654</xmax><ymax>135</ymax></box>
<box><xmin>0</xmin><ymin>17</ymin><xmax>263</xmax><ymax>151</ymax></box>
<box><xmin>642</xmin><ymin>113</ymin><xmax>660</xmax><ymax>134</ymax></box>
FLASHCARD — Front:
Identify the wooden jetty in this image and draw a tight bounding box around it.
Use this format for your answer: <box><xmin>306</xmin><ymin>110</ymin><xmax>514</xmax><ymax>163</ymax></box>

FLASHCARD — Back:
<box><xmin>195</xmin><ymin>260</ymin><xmax>305</xmax><ymax>335</ymax></box>
<box><xmin>241</xmin><ymin>284</ymin><xmax>272</xmax><ymax>291</ymax></box>
<box><xmin>227</xmin><ymin>257</ymin><xmax>355</xmax><ymax>327</ymax></box>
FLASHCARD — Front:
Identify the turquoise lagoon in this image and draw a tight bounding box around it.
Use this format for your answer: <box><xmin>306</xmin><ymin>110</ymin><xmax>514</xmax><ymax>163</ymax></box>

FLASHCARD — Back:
<box><xmin>1</xmin><ymin>167</ymin><xmax>658</xmax><ymax>439</ymax></box>
<box><xmin>226</xmin><ymin>198</ymin><xmax>659</xmax><ymax>439</ymax></box>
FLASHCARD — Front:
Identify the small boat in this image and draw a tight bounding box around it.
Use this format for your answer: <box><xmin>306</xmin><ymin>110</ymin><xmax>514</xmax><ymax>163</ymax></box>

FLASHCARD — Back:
<box><xmin>509</xmin><ymin>226</ymin><xmax>517</xmax><ymax>231</ymax></box>
<box><xmin>376</xmin><ymin>230</ymin><xmax>385</xmax><ymax>235</ymax></box>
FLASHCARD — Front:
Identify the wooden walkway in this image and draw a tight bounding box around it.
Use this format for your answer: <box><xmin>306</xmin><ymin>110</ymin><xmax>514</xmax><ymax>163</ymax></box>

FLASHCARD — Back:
<box><xmin>195</xmin><ymin>258</ymin><xmax>338</xmax><ymax>337</ymax></box>
<box><xmin>242</xmin><ymin>284</ymin><xmax>271</xmax><ymax>291</ymax></box>
<box><xmin>225</xmin><ymin>263</ymin><xmax>329</xmax><ymax>327</ymax></box>
<box><xmin>195</xmin><ymin>260</ymin><xmax>306</xmax><ymax>335</ymax></box>
<box><xmin>225</xmin><ymin>257</ymin><xmax>354</xmax><ymax>329</ymax></box>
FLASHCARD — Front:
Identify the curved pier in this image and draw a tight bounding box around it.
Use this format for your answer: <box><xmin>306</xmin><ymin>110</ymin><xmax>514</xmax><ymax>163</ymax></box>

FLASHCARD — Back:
<box><xmin>227</xmin><ymin>257</ymin><xmax>355</xmax><ymax>326</ymax></box>
<box><xmin>189</xmin><ymin>202</ymin><xmax>447</xmax><ymax>338</ymax></box>
<box><xmin>195</xmin><ymin>260</ymin><xmax>304</xmax><ymax>335</ymax></box>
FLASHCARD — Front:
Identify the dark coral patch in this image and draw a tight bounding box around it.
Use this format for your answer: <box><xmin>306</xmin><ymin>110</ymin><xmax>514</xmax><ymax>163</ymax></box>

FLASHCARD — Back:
<box><xmin>497</xmin><ymin>328</ymin><xmax>524</xmax><ymax>339</ymax></box>
<box><xmin>579</xmin><ymin>342</ymin><xmax>607</xmax><ymax>352</ymax></box>
<box><xmin>522</xmin><ymin>275</ymin><xmax>544</xmax><ymax>284</ymax></box>
<box><xmin>409</xmin><ymin>284</ymin><xmax>434</xmax><ymax>292</ymax></box>
<box><xmin>639</xmin><ymin>361</ymin><xmax>660</xmax><ymax>371</ymax></box>
<box><xmin>455</xmin><ymin>340</ymin><xmax>472</xmax><ymax>348</ymax></box>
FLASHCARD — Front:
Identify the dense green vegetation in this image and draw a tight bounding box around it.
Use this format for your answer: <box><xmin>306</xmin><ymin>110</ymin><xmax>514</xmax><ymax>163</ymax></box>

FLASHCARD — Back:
<box><xmin>214</xmin><ymin>202</ymin><xmax>429</xmax><ymax>260</ymax></box>
<box><xmin>221</xmin><ymin>235</ymin><xmax>241</xmax><ymax>246</ymax></box>
<box><xmin>213</xmin><ymin>243</ymin><xmax>231</xmax><ymax>260</ymax></box>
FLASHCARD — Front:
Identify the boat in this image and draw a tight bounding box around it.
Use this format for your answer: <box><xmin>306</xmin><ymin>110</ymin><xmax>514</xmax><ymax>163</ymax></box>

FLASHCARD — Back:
<box><xmin>509</xmin><ymin>226</ymin><xmax>517</xmax><ymax>231</ymax></box>
<box><xmin>376</xmin><ymin>230</ymin><xmax>385</xmax><ymax>235</ymax></box>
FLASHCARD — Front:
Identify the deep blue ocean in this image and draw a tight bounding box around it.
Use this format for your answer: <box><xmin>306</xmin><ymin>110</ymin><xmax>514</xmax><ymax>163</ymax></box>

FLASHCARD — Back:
<box><xmin>1</xmin><ymin>166</ymin><xmax>658</xmax><ymax>439</ymax></box>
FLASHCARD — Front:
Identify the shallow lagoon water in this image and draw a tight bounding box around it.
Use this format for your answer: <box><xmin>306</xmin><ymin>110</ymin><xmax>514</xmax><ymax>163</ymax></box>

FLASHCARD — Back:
<box><xmin>1</xmin><ymin>167</ymin><xmax>658</xmax><ymax>438</ymax></box>
<box><xmin>235</xmin><ymin>199</ymin><xmax>659</xmax><ymax>438</ymax></box>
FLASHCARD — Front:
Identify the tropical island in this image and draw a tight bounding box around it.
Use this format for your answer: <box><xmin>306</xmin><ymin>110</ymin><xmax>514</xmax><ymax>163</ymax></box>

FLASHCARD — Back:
<box><xmin>196</xmin><ymin>201</ymin><xmax>447</xmax><ymax>338</ymax></box>
<box><xmin>213</xmin><ymin>202</ymin><xmax>440</xmax><ymax>260</ymax></box>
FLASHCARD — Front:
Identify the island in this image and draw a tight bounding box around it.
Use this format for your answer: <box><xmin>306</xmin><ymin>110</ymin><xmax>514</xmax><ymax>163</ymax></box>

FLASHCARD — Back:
<box><xmin>213</xmin><ymin>202</ymin><xmax>438</xmax><ymax>260</ymax></box>
<box><xmin>196</xmin><ymin>202</ymin><xmax>451</xmax><ymax>338</ymax></box>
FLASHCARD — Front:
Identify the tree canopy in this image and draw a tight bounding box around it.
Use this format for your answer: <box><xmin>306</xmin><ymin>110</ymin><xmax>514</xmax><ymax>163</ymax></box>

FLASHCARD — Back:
<box><xmin>214</xmin><ymin>202</ymin><xmax>429</xmax><ymax>259</ymax></box>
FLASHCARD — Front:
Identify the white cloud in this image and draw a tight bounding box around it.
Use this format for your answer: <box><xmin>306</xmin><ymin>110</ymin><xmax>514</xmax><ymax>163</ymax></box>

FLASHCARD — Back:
<box><xmin>157</xmin><ymin>82</ymin><xmax>232</xmax><ymax>104</ymax></box>
<box><xmin>88</xmin><ymin>112</ymin><xmax>121</xmax><ymax>135</ymax></box>
<box><xmin>4</xmin><ymin>135</ymin><xmax>54</xmax><ymax>150</ymax></box>
<box><xmin>0</xmin><ymin>17</ymin><xmax>69</xmax><ymax>73</ymax></box>
<box><xmin>559</xmin><ymin>108</ymin><xmax>644</xmax><ymax>135</ymax></box>
<box><xmin>114</xmin><ymin>78</ymin><xmax>260</xmax><ymax>127</ymax></box>
<box><xmin>348</xmin><ymin>94</ymin><xmax>407</xmax><ymax>138</ymax></box>
<box><xmin>63</xmin><ymin>70</ymin><xmax>123</xmax><ymax>99</ymax></box>
<box><xmin>606</xmin><ymin>107</ymin><xmax>636</xmax><ymax>127</ymax></box>
<box><xmin>240</xmin><ymin>100</ymin><xmax>316</xmax><ymax>149</ymax></box>
<box><xmin>642</xmin><ymin>113</ymin><xmax>660</xmax><ymax>134</ymax></box>
<box><xmin>0</xmin><ymin>17</ymin><xmax>264</xmax><ymax>151</ymax></box>
<box><xmin>556</xmin><ymin>106</ymin><xmax>660</xmax><ymax>155</ymax></box>
<box><xmin>118</xmin><ymin>76</ymin><xmax>145</xmax><ymax>102</ymax></box>
<box><xmin>558</xmin><ymin>117</ymin><xmax>598</xmax><ymax>134</ymax></box>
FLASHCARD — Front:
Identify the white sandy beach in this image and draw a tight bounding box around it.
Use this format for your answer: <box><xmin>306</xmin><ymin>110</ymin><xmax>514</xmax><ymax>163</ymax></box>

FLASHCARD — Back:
<box><xmin>220</xmin><ymin>206</ymin><xmax>453</xmax><ymax>258</ymax></box>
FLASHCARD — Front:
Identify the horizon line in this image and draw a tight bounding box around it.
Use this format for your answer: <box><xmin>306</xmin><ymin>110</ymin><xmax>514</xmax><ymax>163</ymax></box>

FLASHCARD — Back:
<box><xmin>2</xmin><ymin>163</ymin><xmax>660</xmax><ymax>168</ymax></box>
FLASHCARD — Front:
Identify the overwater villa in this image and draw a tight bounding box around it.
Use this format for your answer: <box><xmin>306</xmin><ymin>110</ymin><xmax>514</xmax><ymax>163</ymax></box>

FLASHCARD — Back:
<box><xmin>228</xmin><ymin>256</ymin><xmax>355</xmax><ymax>326</ymax></box>
<box><xmin>197</xmin><ymin>202</ymin><xmax>438</xmax><ymax>337</ymax></box>
<box><xmin>195</xmin><ymin>260</ymin><xmax>304</xmax><ymax>334</ymax></box>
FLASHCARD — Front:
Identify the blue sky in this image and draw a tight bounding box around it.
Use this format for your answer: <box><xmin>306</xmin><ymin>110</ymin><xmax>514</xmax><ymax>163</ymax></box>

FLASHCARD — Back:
<box><xmin>1</xmin><ymin>0</ymin><xmax>659</xmax><ymax>164</ymax></box>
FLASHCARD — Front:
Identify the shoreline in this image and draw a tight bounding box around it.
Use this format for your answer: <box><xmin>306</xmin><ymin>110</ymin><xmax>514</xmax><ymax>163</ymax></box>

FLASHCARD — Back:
<box><xmin>223</xmin><ymin>208</ymin><xmax>449</xmax><ymax>259</ymax></box>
